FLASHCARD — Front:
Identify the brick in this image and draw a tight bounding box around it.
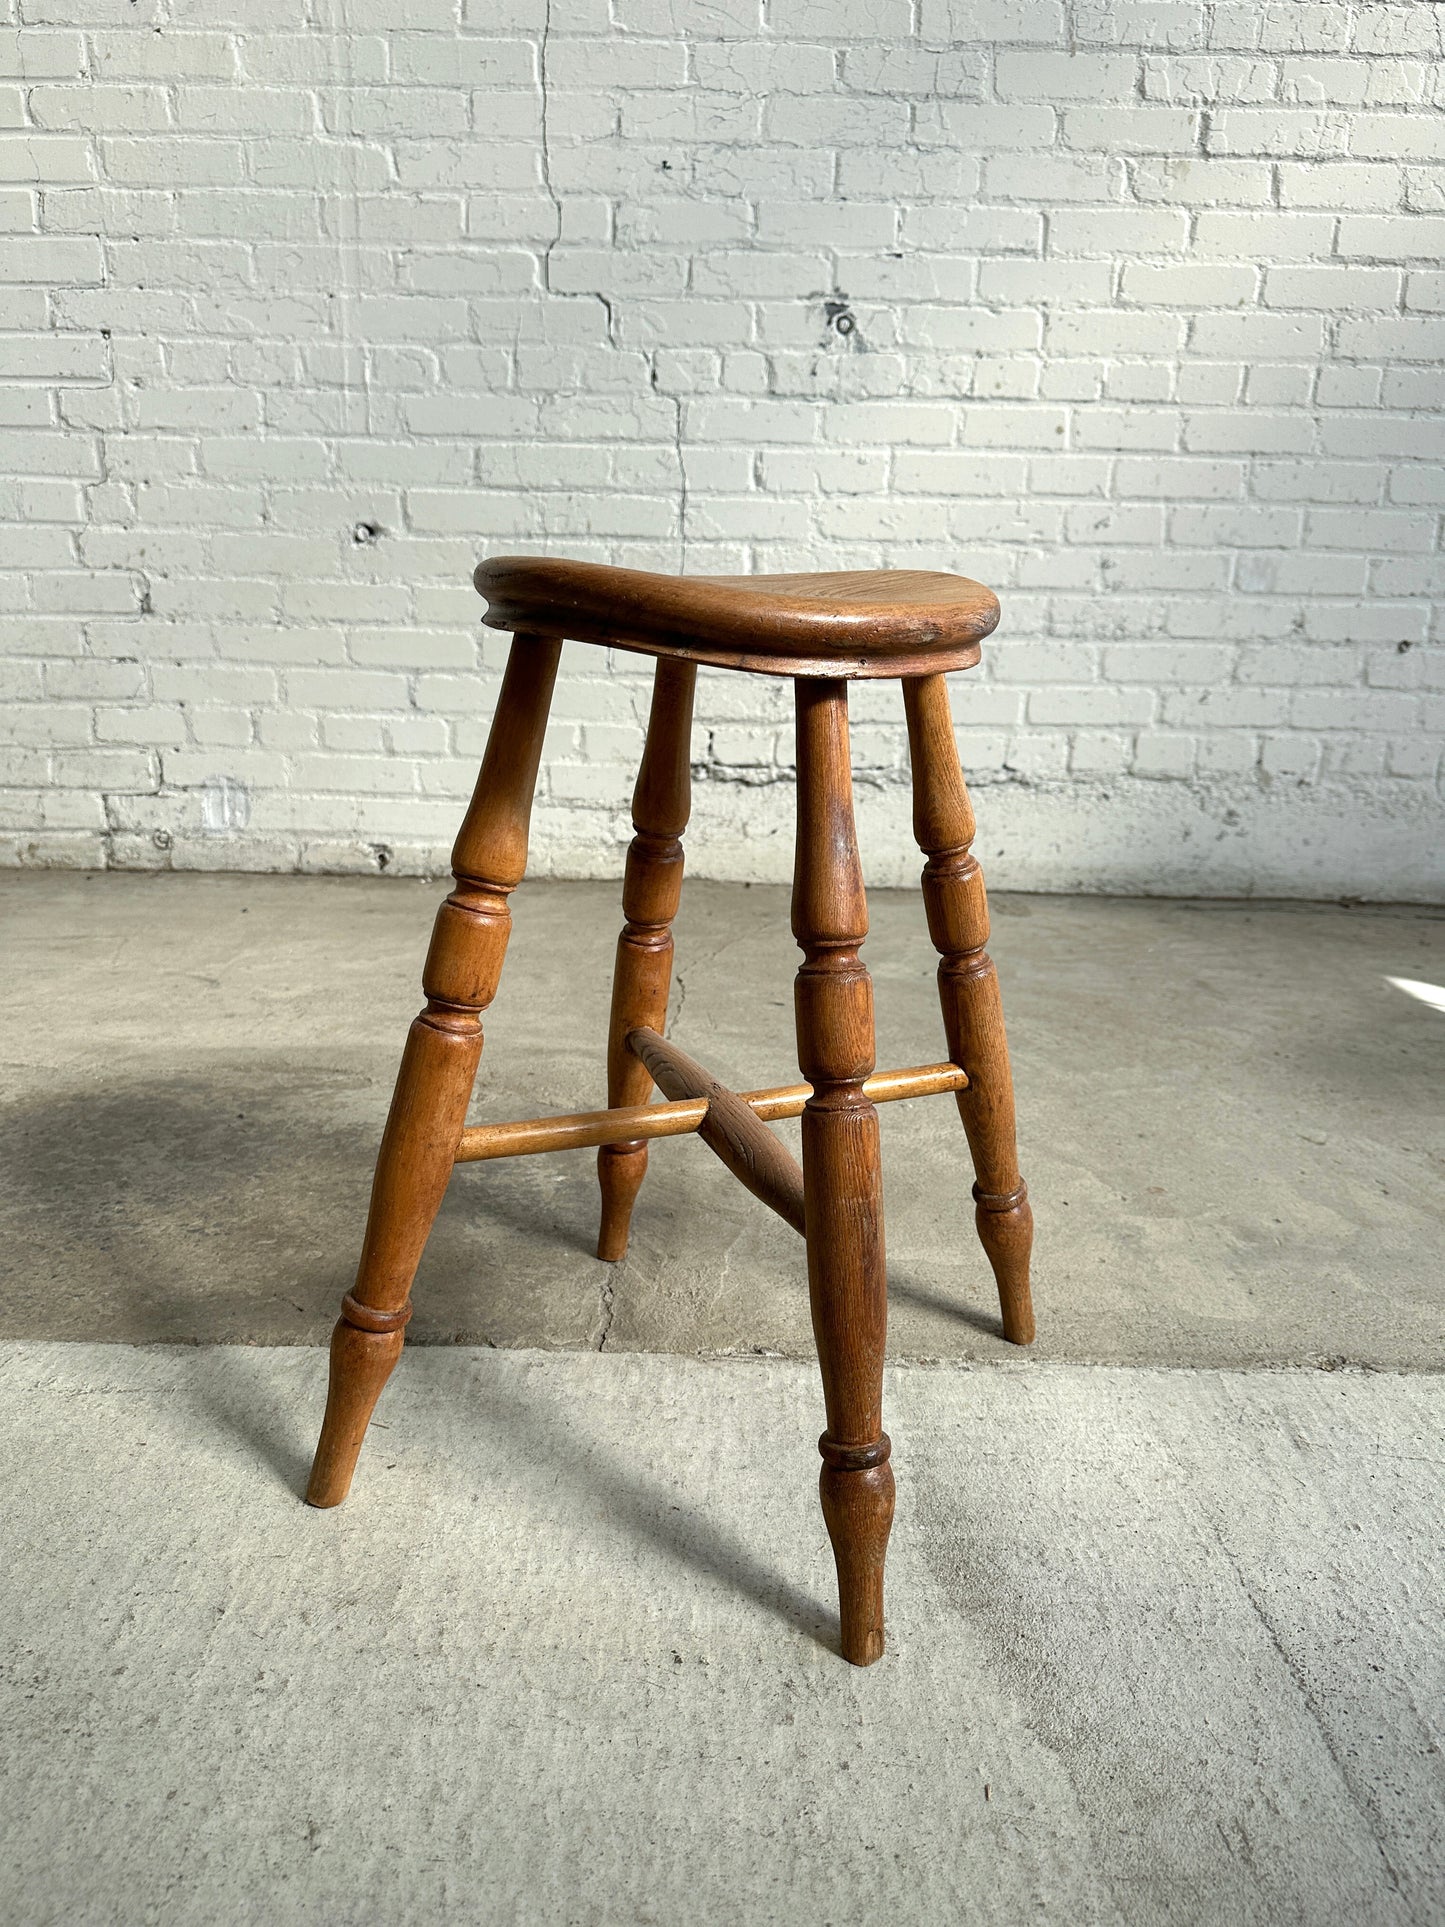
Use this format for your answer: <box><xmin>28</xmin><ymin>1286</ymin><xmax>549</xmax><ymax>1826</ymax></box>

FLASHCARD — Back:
<box><xmin>1207</xmin><ymin>110</ymin><xmax>1349</xmax><ymax>158</ymax></box>
<box><xmin>1260</xmin><ymin>734</ymin><xmax>1322</xmax><ymax>779</ymax></box>
<box><xmin>1142</xmin><ymin>54</ymin><xmax>1273</xmax><ymax>103</ymax></box>
<box><xmin>1132</xmin><ymin>733</ymin><xmax>1196</xmax><ymax>777</ymax></box>
<box><xmin>1169</xmin><ymin>504</ymin><xmax>1303</xmax><ymax>547</ymax></box>
<box><xmin>1242</xmin><ymin>365</ymin><xmax>1313</xmax><ymax>407</ymax></box>
<box><xmin>843</xmin><ymin>46</ymin><xmax>987</xmax><ymax>97</ymax></box>
<box><xmin>1349</xmin><ymin>114</ymin><xmax>1445</xmax><ymax>161</ymax></box>
<box><xmin>985</xmin><ymin>152</ymin><xmax>1122</xmax><ymax>201</ymax></box>
<box><xmin>1253</xmin><ymin>461</ymin><xmax>1388</xmax><ymax>504</ymax></box>
<box><xmin>770</xmin><ymin>0</ymin><xmax>912</xmax><ymax>35</ymax></box>
<box><xmin>1050</xmin><ymin>311</ymin><xmax>1185</xmax><ymax>354</ymax></box>
<box><xmin>1193</xmin><ymin>211</ymin><xmax>1335</xmax><ymax>260</ymax></box>
<box><xmin>30</xmin><ymin>84</ymin><xmax>173</xmax><ymax>131</ymax></box>
<box><xmin>1028</xmin><ymin>687</ymin><xmax>1155</xmax><ymax>725</ymax></box>
<box><xmin>1063</xmin><ymin>108</ymin><xmax>1199</xmax><ymax>152</ymax></box>
<box><xmin>1235</xmin><ymin>644</ymin><xmax>1362</xmax><ymax>687</ymax></box>
<box><xmin>1306</xmin><ymin>508</ymin><xmax>1436</xmax><ymax>554</ymax></box>
<box><xmin>1335</xmin><ymin>316</ymin><xmax>1445</xmax><ymax>360</ymax></box>
<box><xmin>995</xmin><ymin>50</ymin><xmax>1136</xmax><ymax>98</ymax></box>
<box><xmin>1290</xmin><ymin>689</ymin><xmax>1419</xmax><ymax>731</ymax></box>
<box><xmin>173</xmin><ymin>85</ymin><xmax>314</xmax><ymax>135</ymax></box>
<box><xmin>1049</xmin><ymin>207</ymin><xmax>1188</xmax><ymax>254</ymax></box>
<box><xmin>1306</xmin><ymin>356</ymin><xmax>1387</xmax><ymax>405</ymax></box>
<box><xmin>1174</xmin><ymin>363</ymin><xmax>1242</xmax><ymax>405</ymax></box>
<box><xmin>1235</xmin><ymin>553</ymin><xmax>1367</xmax><ymax>596</ymax></box>
<box><xmin>90</xmin><ymin>29</ymin><xmax>235</xmax><ymax>80</ymax></box>
<box><xmin>978</xmin><ymin>259</ymin><xmax>1111</xmax><ymax>305</ymax></box>
<box><xmin>1122</xmin><ymin>262</ymin><xmax>1257</xmax><ymax>307</ymax></box>
<box><xmin>1337</xmin><ymin>215</ymin><xmax>1445</xmax><ymax>260</ymax></box>
<box><xmin>901</xmin><ymin>308</ymin><xmax>1042</xmax><ymax>353</ymax></box>
<box><xmin>991</xmin><ymin>641</ymin><xmax>1100</xmax><ymax>684</ymax></box>
<box><xmin>1133</xmin><ymin>158</ymin><xmax>1273</xmax><ymax>205</ymax></box>
<box><xmin>240</xmin><ymin>34</ymin><xmax>386</xmax><ymax>85</ymax></box>
<box><xmin>0</xmin><ymin>29</ymin><xmax>85</xmax><ymax>78</ymax></box>
<box><xmin>1351</xmin><ymin>7</ymin><xmax>1445</xmax><ymax>57</ymax></box>
<box><xmin>1404</xmin><ymin>273</ymin><xmax>1445</xmax><ymax>314</ymax></box>
<box><xmin>1074</xmin><ymin>408</ymin><xmax>1179</xmax><ymax>450</ymax></box>
<box><xmin>95</xmin><ymin>705</ymin><xmax>189</xmax><ymax>746</ymax></box>
<box><xmin>1163</xmin><ymin>688</ymin><xmax>1291</xmax><ymax>728</ymax></box>
<box><xmin>1104</xmin><ymin>644</ymin><xmax>1233</xmax><ymax>683</ymax></box>
<box><xmin>918</xmin><ymin>103</ymin><xmax>1057</xmax><ymax>150</ymax></box>
<box><xmin>1264</xmin><ymin>265</ymin><xmax>1403</xmax><ymax>309</ymax></box>
<box><xmin>51</xmin><ymin>749</ymin><xmax>158</xmax><ymax>791</ymax></box>
<box><xmin>920</xmin><ymin>0</ymin><xmax>1065</xmax><ymax>41</ymax></box>
<box><xmin>0</xmin><ymin>136</ymin><xmax>92</xmax><ymax>182</ymax></box>
<box><xmin>1189</xmin><ymin>312</ymin><xmax>1324</xmax><ymax>356</ymax></box>
<box><xmin>1318</xmin><ymin>414</ymin><xmax>1441</xmax><ymax>460</ymax></box>
<box><xmin>623</xmin><ymin>91</ymin><xmax>762</xmax><ymax>144</ymax></box>
<box><xmin>1277</xmin><ymin>162</ymin><xmax>1403</xmax><ymax>210</ymax></box>
<box><xmin>1183</xmin><ymin>413</ymin><xmax>1314</xmax><ymax>454</ymax></box>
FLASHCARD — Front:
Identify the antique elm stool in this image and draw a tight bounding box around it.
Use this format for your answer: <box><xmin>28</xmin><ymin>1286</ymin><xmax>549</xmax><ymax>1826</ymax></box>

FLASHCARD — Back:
<box><xmin>306</xmin><ymin>557</ymin><xmax>1035</xmax><ymax>1667</ymax></box>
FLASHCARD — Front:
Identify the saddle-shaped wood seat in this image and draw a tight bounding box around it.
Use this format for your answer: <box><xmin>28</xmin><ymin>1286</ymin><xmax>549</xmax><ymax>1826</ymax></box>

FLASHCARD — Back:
<box><xmin>474</xmin><ymin>556</ymin><xmax>999</xmax><ymax>677</ymax></box>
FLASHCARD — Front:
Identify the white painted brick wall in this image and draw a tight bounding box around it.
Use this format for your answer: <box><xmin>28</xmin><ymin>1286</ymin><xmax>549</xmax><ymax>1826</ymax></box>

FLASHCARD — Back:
<box><xmin>2</xmin><ymin>0</ymin><xmax>1443</xmax><ymax>897</ymax></box>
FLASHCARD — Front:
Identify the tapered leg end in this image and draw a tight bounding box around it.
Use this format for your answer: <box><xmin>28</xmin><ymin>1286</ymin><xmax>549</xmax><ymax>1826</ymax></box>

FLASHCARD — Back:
<box><xmin>820</xmin><ymin>1454</ymin><xmax>895</xmax><ymax>1668</ymax></box>
<box><xmin>304</xmin><ymin>1457</ymin><xmax>355</xmax><ymax>1510</ymax></box>
<box><xmin>975</xmin><ymin>1185</ymin><xmax>1035</xmax><ymax>1347</ymax></box>
<box><xmin>305</xmin><ymin>1314</ymin><xmax>406</xmax><ymax>1508</ymax></box>
<box><xmin>596</xmin><ymin>1141</ymin><xmax>648</xmax><ymax>1262</ymax></box>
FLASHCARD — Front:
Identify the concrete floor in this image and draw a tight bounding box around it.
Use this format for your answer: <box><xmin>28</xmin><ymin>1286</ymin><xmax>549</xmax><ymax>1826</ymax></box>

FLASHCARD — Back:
<box><xmin>2</xmin><ymin>1344</ymin><xmax>1442</xmax><ymax>1925</ymax></box>
<box><xmin>2</xmin><ymin>872</ymin><xmax>1443</xmax><ymax>1923</ymax></box>
<box><xmin>2</xmin><ymin>872</ymin><xmax>1442</xmax><ymax>1364</ymax></box>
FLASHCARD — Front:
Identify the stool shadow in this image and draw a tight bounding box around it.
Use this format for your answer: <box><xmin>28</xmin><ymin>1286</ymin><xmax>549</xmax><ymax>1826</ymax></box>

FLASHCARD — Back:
<box><xmin>468</xmin><ymin>1363</ymin><xmax>838</xmax><ymax>1651</ymax></box>
<box><xmin>173</xmin><ymin>1344</ymin><xmax>318</xmax><ymax>1500</ymax></box>
<box><xmin>198</xmin><ymin>1344</ymin><xmax>839</xmax><ymax>1656</ymax></box>
<box><xmin>887</xmin><ymin>1269</ymin><xmax>1008</xmax><ymax>1341</ymax></box>
<box><xmin>448</xmin><ymin>1165</ymin><xmax>603</xmax><ymax>1264</ymax></box>
<box><xmin>0</xmin><ymin>1067</ymin><xmax>366</xmax><ymax>1344</ymax></box>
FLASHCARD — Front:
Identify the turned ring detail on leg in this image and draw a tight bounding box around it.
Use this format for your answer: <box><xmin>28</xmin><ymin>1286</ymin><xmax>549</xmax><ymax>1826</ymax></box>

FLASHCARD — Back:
<box><xmin>340</xmin><ymin>1294</ymin><xmax>414</xmax><ymax>1334</ymax></box>
<box><xmin>819</xmin><ymin>1433</ymin><xmax>892</xmax><ymax>1473</ymax></box>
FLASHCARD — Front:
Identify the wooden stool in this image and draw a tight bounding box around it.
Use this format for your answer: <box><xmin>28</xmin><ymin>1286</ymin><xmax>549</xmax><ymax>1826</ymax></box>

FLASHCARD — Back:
<box><xmin>306</xmin><ymin>557</ymin><xmax>1035</xmax><ymax>1667</ymax></box>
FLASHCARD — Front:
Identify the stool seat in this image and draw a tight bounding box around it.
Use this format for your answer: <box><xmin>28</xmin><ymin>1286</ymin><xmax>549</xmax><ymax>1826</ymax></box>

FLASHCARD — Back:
<box><xmin>474</xmin><ymin>555</ymin><xmax>999</xmax><ymax>678</ymax></box>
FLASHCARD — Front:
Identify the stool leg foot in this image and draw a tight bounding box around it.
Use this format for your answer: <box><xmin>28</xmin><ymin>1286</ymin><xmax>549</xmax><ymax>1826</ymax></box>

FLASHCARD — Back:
<box><xmin>820</xmin><ymin>1458</ymin><xmax>896</xmax><ymax>1668</ymax></box>
<box><xmin>974</xmin><ymin>1176</ymin><xmax>1034</xmax><ymax>1348</ymax></box>
<box><xmin>793</xmin><ymin>678</ymin><xmax>894</xmax><ymax>1666</ymax></box>
<box><xmin>306</xmin><ymin>1316</ymin><xmax>406</xmax><ymax>1508</ymax></box>
<box><xmin>904</xmin><ymin>675</ymin><xmax>1034</xmax><ymax>1346</ymax></box>
<box><xmin>596</xmin><ymin>659</ymin><xmax>695</xmax><ymax>1262</ymax></box>
<box><xmin>596</xmin><ymin>1143</ymin><xmax>649</xmax><ymax>1262</ymax></box>
<box><xmin>306</xmin><ymin>635</ymin><xmax>561</xmax><ymax>1507</ymax></box>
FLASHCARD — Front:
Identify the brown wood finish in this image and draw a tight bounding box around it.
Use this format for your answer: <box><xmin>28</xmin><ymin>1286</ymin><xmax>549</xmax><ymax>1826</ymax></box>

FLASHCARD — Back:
<box><xmin>475</xmin><ymin>557</ymin><xmax>998</xmax><ymax>680</ymax></box>
<box><xmin>305</xmin><ymin>632</ymin><xmax>561</xmax><ymax>1508</ymax></box>
<box><xmin>792</xmin><ymin>677</ymin><xmax>894</xmax><ymax>1668</ymax></box>
<box><xmin>902</xmin><ymin>673</ymin><xmax>1035</xmax><ymax>1347</ymax></box>
<box><xmin>453</xmin><ymin>1061</ymin><xmax>970</xmax><ymax>1163</ymax></box>
<box><xmin>597</xmin><ymin>658</ymin><xmax>696</xmax><ymax>1261</ymax></box>
<box><xmin>626</xmin><ymin>1026</ymin><xmax>807</xmax><ymax>1236</ymax></box>
<box><xmin>307</xmin><ymin>556</ymin><xmax>1037</xmax><ymax>1669</ymax></box>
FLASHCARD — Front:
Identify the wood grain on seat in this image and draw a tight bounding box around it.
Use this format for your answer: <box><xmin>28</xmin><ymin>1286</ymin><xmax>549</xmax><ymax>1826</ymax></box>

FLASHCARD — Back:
<box><xmin>474</xmin><ymin>555</ymin><xmax>998</xmax><ymax>678</ymax></box>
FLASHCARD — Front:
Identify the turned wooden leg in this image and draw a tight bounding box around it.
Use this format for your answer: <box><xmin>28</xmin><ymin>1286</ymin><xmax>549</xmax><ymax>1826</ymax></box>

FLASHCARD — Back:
<box><xmin>597</xmin><ymin>659</ymin><xmax>696</xmax><ymax>1261</ymax></box>
<box><xmin>306</xmin><ymin>633</ymin><xmax>562</xmax><ymax>1507</ymax></box>
<box><xmin>903</xmin><ymin>674</ymin><xmax>1035</xmax><ymax>1346</ymax></box>
<box><xmin>793</xmin><ymin>677</ymin><xmax>894</xmax><ymax>1667</ymax></box>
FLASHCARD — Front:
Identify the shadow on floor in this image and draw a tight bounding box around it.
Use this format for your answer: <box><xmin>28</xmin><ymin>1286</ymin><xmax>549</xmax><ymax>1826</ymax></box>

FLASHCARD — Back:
<box><xmin>187</xmin><ymin>1341</ymin><xmax>839</xmax><ymax>1656</ymax></box>
<box><xmin>0</xmin><ymin>1062</ymin><xmax>609</xmax><ymax>1346</ymax></box>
